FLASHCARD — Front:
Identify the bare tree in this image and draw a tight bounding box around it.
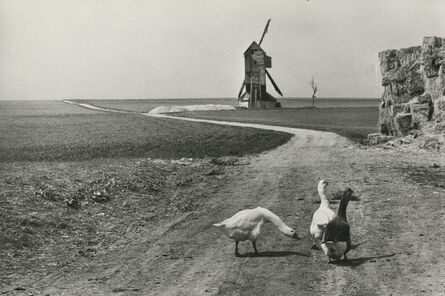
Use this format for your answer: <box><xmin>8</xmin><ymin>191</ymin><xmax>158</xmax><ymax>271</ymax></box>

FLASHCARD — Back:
<box><xmin>309</xmin><ymin>76</ymin><xmax>318</xmax><ymax>107</ymax></box>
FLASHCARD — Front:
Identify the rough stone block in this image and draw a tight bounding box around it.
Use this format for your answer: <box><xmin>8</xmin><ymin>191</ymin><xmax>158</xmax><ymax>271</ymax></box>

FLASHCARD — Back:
<box><xmin>422</xmin><ymin>37</ymin><xmax>445</xmax><ymax>78</ymax></box>
<box><xmin>408</xmin><ymin>94</ymin><xmax>434</xmax><ymax>126</ymax></box>
<box><xmin>434</xmin><ymin>96</ymin><xmax>445</xmax><ymax>121</ymax></box>
<box><xmin>367</xmin><ymin>133</ymin><xmax>395</xmax><ymax>145</ymax></box>
<box><xmin>395</xmin><ymin>113</ymin><xmax>413</xmax><ymax>136</ymax></box>
<box><xmin>377</xmin><ymin>36</ymin><xmax>445</xmax><ymax>139</ymax></box>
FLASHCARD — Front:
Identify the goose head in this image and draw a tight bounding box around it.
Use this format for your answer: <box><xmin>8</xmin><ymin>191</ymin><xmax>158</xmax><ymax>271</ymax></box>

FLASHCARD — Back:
<box><xmin>317</xmin><ymin>179</ymin><xmax>329</xmax><ymax>193</ymax></box>
<box><xmin>318</xmin><ymin>179</ymin><xmax>328</xmax><ymax>190</ymax></box>
<box><xmin>343</xmin><ymin>187</ymin><xmax>353</xmax><ymax>200</ymax></box>
<box><xmin>281</xmin><ymin>226</ymin><xmax>300</xmax><ymax>240</ymax></box>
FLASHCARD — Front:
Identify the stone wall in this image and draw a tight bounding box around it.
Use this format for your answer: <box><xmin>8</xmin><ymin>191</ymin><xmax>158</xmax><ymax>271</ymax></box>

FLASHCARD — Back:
<box><xmin>377</xmin><ymin>36</ymin><xmax>445</xmax><ymax>137</ymax></box>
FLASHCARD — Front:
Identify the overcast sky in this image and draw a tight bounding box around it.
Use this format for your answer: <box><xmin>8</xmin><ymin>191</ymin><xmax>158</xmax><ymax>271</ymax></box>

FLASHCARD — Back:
<box><xmin>1</xmin><ymin>0</ymin><xmax>444</xmax><ymax>100</ymax></box>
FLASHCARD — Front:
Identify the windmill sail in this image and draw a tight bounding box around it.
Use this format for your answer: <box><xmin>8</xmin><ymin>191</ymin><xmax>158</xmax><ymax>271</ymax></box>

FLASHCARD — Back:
<box><xmin>237</xmin><ymin>81</ymin><xmax>245</xmax><ymax>98</ymax></box>
<box><xmin>258</xmin><ymin>19</ymin><xmax>271</xmax><ymax>46</ymax></box>
<box><xmin>265</xmin><ymin>69</ymin><xmax>283</xmax><ymax>96</ymax></box>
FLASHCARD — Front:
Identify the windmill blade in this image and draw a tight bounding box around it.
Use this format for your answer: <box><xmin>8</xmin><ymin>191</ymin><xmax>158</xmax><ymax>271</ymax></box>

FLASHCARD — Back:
<box><xmin>237</xmin><ymin>81</ymin><xmax>245</xmax><ymax>98</ymax></box>
<box><xmin>258</xmin><ymin>19</ymin><xmax>271</xmax><ymax>46</ymax></box>
<box><xmin>265</xmin><ymin>69</ymin><xmax>283</xmax><ymax>96</ymax></box>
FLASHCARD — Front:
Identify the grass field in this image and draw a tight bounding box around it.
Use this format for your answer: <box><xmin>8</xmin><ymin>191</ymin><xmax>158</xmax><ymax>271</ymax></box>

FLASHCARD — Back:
<box><xmin>0</xmin><ymin>100</ymin><xmax>100</xmax><ymax>116</ymax></box>
<box><xmin>175</xmin><ymin>107</ymin><xmax>378</xmax><ymax>143</ymax></box>
<box><xmin>73</xmin><ymin>99</ymin><xmax>378</xmax><ymax>142</ymax></box>
<box><xmin>0</xmin><ymin>101</ymin><xmax>291</xmax><ymax>162</ymax></box>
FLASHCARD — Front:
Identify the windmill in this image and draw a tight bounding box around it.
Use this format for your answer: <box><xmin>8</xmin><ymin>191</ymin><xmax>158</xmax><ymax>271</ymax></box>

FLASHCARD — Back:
<box><xmin>238</xmin><ymin>19</ymin><xmax>283</xmax><ymax>108</ymax></box>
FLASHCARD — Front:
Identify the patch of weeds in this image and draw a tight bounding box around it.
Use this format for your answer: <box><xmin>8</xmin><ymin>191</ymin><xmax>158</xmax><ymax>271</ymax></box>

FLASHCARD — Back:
<box><xmin>205</xmin><ymin>168</ymin><xmax>225</xmax><ymax>176</ymax></box>
<box><xmin>66</xmin><ymin>178</ymin><xmax>115</xmax><ymax>208</ymax></box>
<box><xmin>0</xmin><ymin>232</ymin><xmax>36</xmax><ymax>249</ymax></box>
<box><xmin>210</xmin><ymin>157</ymin><xmax>239</xmax><ymax>166</ymax></box>
<box><xmin>176</xmin><ymin>177</ymin><xmax>194</xmax><ymax>187</ymax></box>
<box><xmin>33</xmin><ymin>183</ymin><xmax>59</xmax><ymax>201</ymax></box>
<box><xmin>57</xmin><ymin>222</ymin><xmax>70</xmax><ymax>230</ymax></box>
<box><xmin>419</xmin><ymin>136</ymin><xmax>442</xmax><ymax>150</ymax></box>
<box><xmin>399</xmin><ymin>165</ymin><xmax>445</xmax><ymax>189</ymax></box>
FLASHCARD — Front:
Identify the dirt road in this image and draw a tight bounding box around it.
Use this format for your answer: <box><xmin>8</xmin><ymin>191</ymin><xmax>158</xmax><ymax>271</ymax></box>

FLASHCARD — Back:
<box><xmin>4</xmin><ymin>104</ymin><xmax>444</xmax><ymax>295</ymax></box>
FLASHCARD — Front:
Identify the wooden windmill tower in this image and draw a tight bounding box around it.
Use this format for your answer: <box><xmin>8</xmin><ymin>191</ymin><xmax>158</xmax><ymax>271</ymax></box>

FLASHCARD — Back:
<box><xmin>238</xmin><ymin>19</ymin><xmax>283</xmax><ymax>108</ymax></box>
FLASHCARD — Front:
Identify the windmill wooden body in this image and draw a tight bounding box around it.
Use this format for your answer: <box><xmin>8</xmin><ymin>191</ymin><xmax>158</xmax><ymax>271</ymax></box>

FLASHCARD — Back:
<box><xmin>238</xmin><ymin>19</ymin><xmax>283</xmax><ymax>108</ymax></box>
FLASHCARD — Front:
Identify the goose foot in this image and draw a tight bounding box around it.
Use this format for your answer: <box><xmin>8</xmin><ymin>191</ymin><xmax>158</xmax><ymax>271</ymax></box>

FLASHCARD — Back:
<box><xmin>311</xmin><ymin>237</ymin><xmax>318</xmax><ymax>250</ymax></box>
<box><xmin>235</xmin><ymin>241</ymin><xmax>241</xmax><ymax>257</ymax></box>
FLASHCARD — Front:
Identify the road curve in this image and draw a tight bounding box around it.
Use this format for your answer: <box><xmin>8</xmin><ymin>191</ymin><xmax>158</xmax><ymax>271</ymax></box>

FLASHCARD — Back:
<box><xmin>62</xmin><ymin>100</ymin><xmax>351</xmax><ymax>147</ymax></box>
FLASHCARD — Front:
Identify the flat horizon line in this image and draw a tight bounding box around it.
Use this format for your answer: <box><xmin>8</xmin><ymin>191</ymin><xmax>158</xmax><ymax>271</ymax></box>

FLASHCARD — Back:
<box><xmin>0</xmin><ymin>96</ymin><xmax>380</xmax><ymax>102</ymax></box>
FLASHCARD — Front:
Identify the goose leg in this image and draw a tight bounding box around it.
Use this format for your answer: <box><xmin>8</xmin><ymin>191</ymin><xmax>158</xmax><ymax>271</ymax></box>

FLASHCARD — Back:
<box><xmin>311</xmin><ymin>236</ymin><xmax>320</xmax><ymax>250</ymax></box>
<box><xmin>252</xmin><ymin>241</ymin><xmax>259</xmax><ymax>255</ymax></box>
<box><xmin>345</xmin><ymin>237</ymin><xmax>351</xmax><ymax>259</ymax></box>
<box><xmin>235</xmin><ymin>241</ymin><xmax>240</xmax><ymax>257</ymax></box>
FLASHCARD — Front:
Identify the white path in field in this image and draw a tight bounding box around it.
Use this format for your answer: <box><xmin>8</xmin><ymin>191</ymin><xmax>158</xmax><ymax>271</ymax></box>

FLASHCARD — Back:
<box><xmin>146</xmin><ymin>112</ymin><xmax>352</xmax><ymax>147</ymax></box>
<box><xmin>148</xmin><ymin>105</ymin><xmax>235</xmax><ymax>114</ymax></box>
<box><xmin>62</xmin><ymin>100</ymin><xmax>352</xmax><ymax>146</ymax></box>
<box><xmin>63</xmin><ymin>100</ymin><xmax>130</xmax><ymax>113</ymax></box>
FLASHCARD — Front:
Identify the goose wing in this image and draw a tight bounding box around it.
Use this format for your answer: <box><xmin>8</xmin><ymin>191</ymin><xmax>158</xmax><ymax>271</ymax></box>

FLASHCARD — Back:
<box><xmin>324</xmin><ymin>218</ymin><xmax>350</xmax><ymax>242</ymax></box>
<box><xmin>312</xmin><ymin>207</ymin><xmax>335</xmax><ymax>227</ymax></box>
<box><xmin>215</xmin><ymin>209</ymin><xmax>262</xmax><ymax>230</ymax></box>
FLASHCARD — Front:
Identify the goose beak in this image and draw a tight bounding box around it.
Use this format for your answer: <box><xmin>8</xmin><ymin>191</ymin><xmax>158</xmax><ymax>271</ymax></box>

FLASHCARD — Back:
<box><xmin>292</xmin><ymin>233</ymin><xmax>300</xmax><ymax>240</ymax></box>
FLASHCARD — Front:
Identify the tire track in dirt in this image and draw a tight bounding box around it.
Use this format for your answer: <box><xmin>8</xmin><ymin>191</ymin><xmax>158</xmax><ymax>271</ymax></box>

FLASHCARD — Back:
<box><xmin>137</xmin><ymin>128</ymin><xmax>351</xmax><ymax>296</ymax></box>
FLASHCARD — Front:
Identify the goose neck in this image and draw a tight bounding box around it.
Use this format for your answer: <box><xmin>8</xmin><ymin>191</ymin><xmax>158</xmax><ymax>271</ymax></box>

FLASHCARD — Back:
<box><xmin>319</xmin><ymin>196</ymin><xmax>330</xmax><ymax>207</ymax></box>
<box><xmin>338</xmin><ymin>198</ymin><xmax>349</xmax><ymax>220</ymax></box>
<box><xmin>259</xmin><ymin>208</ymin><xmax>285</xmax><ymax>228</ymax></box>
<box><xmin>318</xmin><ymin>188</ymin><xmax>329</xmax><ymax>204</ymax></box>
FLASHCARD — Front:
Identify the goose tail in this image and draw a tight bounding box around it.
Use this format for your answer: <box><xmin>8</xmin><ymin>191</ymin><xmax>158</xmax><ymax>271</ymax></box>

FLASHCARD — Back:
<box><xmin>317</xmin><ymin>223</ymin><xmax>328</xmax><ymax>230</ymax></box>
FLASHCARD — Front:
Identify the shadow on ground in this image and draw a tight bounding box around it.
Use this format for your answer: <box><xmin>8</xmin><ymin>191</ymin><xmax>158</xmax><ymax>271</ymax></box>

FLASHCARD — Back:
<box><xmin>350</xmin><ymin>241</ymin><xmax>367</xmax><ymax>250</ymax></box>
<box><xmin>237</xmin><ymin>251</ymin><xmax>311</xmax><ymax>258</ymax></box>
<box><xmin>334</xmin><ymin>253</ymin><xmax>396</xmax><ymax>268</ymax></box>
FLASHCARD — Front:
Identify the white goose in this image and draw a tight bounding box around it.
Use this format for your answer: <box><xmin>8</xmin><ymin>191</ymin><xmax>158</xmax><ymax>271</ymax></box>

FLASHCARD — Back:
<box><xmin>213</xmin><ymin>207</ymin><xmax>300</xmax><ymax>256</ymax></box>
<box><xmin>310</xmin><ymin>180</ymin><xmax>335</xmax><ymax>249</ymax></box>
